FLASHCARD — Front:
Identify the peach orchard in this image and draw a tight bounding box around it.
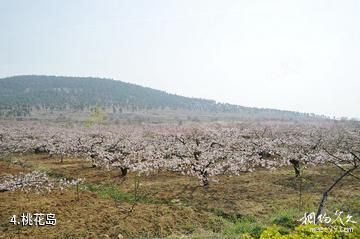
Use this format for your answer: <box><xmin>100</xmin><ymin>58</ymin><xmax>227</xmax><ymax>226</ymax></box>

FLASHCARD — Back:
<box><xmin>1</xmin><ymin>121</ymin><xmax>358</xmax><ymax>189</ymax></box>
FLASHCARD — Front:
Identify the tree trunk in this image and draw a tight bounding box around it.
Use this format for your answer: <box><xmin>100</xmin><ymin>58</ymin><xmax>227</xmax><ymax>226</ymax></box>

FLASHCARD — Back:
<box><xmin>289</xmin><ymin>159</ymin><xmax>300</xmax><ymax>177</ymax></box>
<box><xmin>120</xmin><ymin>167</ymin><xmax>128</xmax><ymax>177</ymax></box>
<box><xmin>315</xmin><ymin>191</ymin><xmax>328</xmax><ymax>222</ymax></box>
<box><xmin>315</xmin><ymin>165</ymin><xmax>357</xmax><ymax>223</ymax></box>
<box><xmin>202</xmin><ymin>178</ymin><xmax>209</xmax><ymax>187</ymax></box>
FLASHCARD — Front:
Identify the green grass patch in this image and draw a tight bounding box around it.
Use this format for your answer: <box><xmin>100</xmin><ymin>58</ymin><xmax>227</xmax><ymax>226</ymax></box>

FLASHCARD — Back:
<box><xmin>224</xmin><ymin>215</ymin><xmax>264</xmax><ymax>239</ymax></box>
<box><xmin>268</xmin><ymin>208</ymin><xmax>299</xmax><ymax>235</ymax></box>
<box><xmin>81</xmin><ymin>184</ymin><xmax>135</xmax><ymax>202</ymax></box>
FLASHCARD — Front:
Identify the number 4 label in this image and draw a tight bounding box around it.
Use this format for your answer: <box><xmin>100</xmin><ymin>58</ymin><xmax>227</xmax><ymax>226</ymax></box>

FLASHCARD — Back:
<box><xmin>10</xmin><ymin>215</ymin><xmax>17</xmax><ymax>225</ymax></box>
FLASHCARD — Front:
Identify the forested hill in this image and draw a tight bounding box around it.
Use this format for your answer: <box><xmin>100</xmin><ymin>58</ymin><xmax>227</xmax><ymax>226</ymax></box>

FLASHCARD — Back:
<box><xmin>0</xmin><ymin>75</ymin><xmax>218</xmax><ymax>112</ymax></box>
<box><xmin>0</xmin><ymin>75</ymin><xmax>326</xmax><ymax>120</ymax></box>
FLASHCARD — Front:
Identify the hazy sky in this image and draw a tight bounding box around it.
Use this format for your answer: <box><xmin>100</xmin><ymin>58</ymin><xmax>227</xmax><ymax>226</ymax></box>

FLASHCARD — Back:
<box><xmin>1</xmin><ymin>0</ymin><xmax>359</xmax><ymax>118</ymax></box>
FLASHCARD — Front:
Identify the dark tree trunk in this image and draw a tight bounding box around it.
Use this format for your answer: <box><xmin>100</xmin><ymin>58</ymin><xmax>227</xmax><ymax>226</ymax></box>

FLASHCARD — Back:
<box><xmin>315</xmin><ymin>165</ymin><xmax>358</xmax><ymax>223</ymax></box>
<box><xmin>120</xmin><ymin>167</ymin><xmax>128</xmax><ymax>177</ymax></box>
<box><xmin>289</xmin><ymin>159</ymin><xmax>300</xmax><ymax>177</ymax></box>
<box><xmin>202</xmin><ymin>178</ymin><xmax>209</xmax><ymax>187</ymax></box>
<box><xmin>201</xmin><ymin>170</ymin><xmax>209</xmax><ymax>187</ymax></box>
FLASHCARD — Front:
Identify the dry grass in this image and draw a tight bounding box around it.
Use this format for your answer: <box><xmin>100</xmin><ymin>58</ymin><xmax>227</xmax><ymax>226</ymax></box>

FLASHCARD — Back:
<box><xmin>0</xmin><ymin>154</ymin><xmax>359</xmax><ymax>238</ymax></box>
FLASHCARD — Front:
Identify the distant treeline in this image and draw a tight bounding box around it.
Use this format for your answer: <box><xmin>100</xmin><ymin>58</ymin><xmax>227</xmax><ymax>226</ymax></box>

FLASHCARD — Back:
<box><xmin>0</xmin><ymin>75</ymin><xmax>328</xmax><ymax>120</ymax></box>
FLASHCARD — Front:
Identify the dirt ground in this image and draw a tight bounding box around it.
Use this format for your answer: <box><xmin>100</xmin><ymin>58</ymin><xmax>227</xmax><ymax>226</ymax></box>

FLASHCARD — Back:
<box><xmin>1</xmin><ymin>154</ymin><xmax>359</xmax><ymax>238</ymax></box>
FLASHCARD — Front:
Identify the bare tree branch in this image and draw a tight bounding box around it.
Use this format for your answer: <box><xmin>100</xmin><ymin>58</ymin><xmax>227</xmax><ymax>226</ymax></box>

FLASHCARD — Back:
<box><xmin>315</xmin><ymin>164</ymin><xmax>358</xmax><ymax>223</ymax></box>
<box><xmin>329</xmin><ymin>161</ymin><xmax>360</xmax><ymax>181</ymax></box>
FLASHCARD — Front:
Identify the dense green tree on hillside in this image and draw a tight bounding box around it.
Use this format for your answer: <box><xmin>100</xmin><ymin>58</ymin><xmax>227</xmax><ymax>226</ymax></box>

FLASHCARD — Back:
<box><xmin>0</xmin><ymin>75</ymin><xmax>329</xmax><ymax>120</ymax></box>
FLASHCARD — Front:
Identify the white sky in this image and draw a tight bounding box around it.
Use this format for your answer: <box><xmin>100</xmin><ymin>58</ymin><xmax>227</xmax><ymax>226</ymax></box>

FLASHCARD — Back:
<box><xmin>0</xmin><ymin>0</ymin><xmax>359</xmax><ymax>118</ymax></box>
